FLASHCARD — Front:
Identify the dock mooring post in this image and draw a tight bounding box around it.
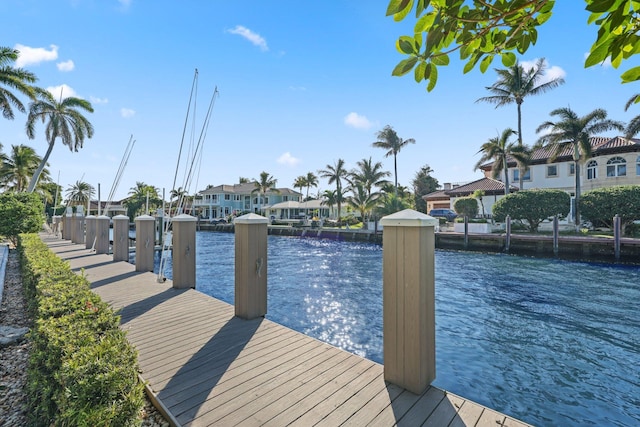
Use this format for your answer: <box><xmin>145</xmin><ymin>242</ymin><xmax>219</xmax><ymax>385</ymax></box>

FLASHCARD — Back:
<box><xmin>62</xmin><ymin>206</ymin><xmax>73</xmax><ymax>240</ymax></box>
<box><xmin>463</xmin><ymin>215</ymin><xmax>469</xmax><ymax>249</ymax></box>
<box><xmin>505</xmin><ymin>215</ymin><xmax>511</xmax><ymax>252</ymax></box>
<box><xmin>553</xmin><ymin>215</ymin><xmax>559</xmax><ymax>256</ymax></box>
<box><xmin>112</xmin><ymin>215</ymin><xmax>130</xmax><ymax>262</ymax></box>
<box><xmin>135</xmin><ymin>215</ymin><xmax>155</xmax><ymax>272</ymax></box>
<box><xmin>95</xmin><ymin>215</ymin><xmax>110</xmax><ymax>254</ymax></box>
<box><xmin>234</xmin><ymin>213</ymin><xmax>268</xmax><ymax>320</ymax></box>
<box><xmin>379</xmin><ymin>209</ymin><xmax>437</xmax><ymax>395</ymax></box>
<box><xmin>614</xmin><ymin>214</ymin><xmax>621</xmax><ymax>261</ymax></box>
<box><xmin>172</xmin><ymin>214</ymin><xmax>197</xmax><ymax>289</ymax></box>
<box><xmin>85</xmin><ymin>215</ymin><xmax>96</xmax><ymax>249</ymax></box>
<box><xmin>72</xmin><ymin>206</ymin><xmax>85</xmax><ymax>244</ymax></box>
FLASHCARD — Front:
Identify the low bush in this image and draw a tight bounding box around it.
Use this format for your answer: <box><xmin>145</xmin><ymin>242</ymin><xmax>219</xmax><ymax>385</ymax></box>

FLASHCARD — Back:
<box><xmin>0</xmin><ymin>192</ymin><xmax>44</xmax><ymax>246</ymax></box>
<box><xmin>493</xmin><ymin>189</ymin><xmax>570</xmax><ymax>232</ymax></box>
<box><xmin>581</xmin><ymin>185</ymin><xmax>640</xmax><ymax>235</ymax></box>
<box><xmin>18</xmin><ymin>234</ymin><xmax>144</xmax><ymax>427</ymax></box>
<box><xmin>453</xmin><ymin>197</ymin><xmax>479</xmax><ymax>218</ymax></box>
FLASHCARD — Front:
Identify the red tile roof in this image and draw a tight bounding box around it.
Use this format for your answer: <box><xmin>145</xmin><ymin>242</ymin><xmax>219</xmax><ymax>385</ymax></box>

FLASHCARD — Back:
<box><xmin>423</xmin><ymin>178</ymin><xmax>516</xmax><ymax>200</ymax></box>
<box><xmin>479</xmin><ymin>136</ymin><xmax>640</xmax><ymax>170</ymax></box>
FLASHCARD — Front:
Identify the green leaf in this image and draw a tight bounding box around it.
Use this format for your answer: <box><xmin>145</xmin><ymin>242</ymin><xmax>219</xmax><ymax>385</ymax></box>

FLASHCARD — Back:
<box><xmin>398</xmin><ymin>36</ymin><xmax>416</xmax><ymax>54</ymax></box>
<box><xmin>431</xmin><ymin>53</ymin><xmax>449</xmax><ymax>66</ymax></box>
<box><xmin>427</xmin><ymin>64</ymin><xmax>438</xmax><ymax>92</ymax></box>
<box><xmin>414</xmin><ymin>11</ymin><xmax>436</xmax><ymax>33</ymax></box>
<box><xmin>585</xmin><ymin>39</ymin><xmax>611</xmax><ymax>67</ymax></box>
<box><xmin>621</xmin><ymin>66</ymin><xmax>640</xmax><ymax>83</ymax></box>
<box><xmin>586</xmin><ymin>0</ymin><xmax>618</xmax><ymax>13</ymax></box>
<box><xmin>392</xmin><ymin>57</ymin><xmax>419</xmax><ymax>76</ymax></box>
<box><xmin>414</xmin><ymin>61</ymin><xmax>427</xmax><ymax>82</ymax></box>
<box><xmin>463</xmin><ymin>53</ymin><xmax>481</xmax><ymax>74</ymax></box>
<box><xmin>386</xmin><ymin>0</ymin><xmax>413</xmax><ymax>17</ymax></box>
<box><xmin>393</xmin><ymin>0</ymin><xmax>414</xmax><ymax>21</ymax></box>
<box><xmin>479</xmin><ymin>54</ymin><xmax>493</xmax><ymax>73</ymax></box>
<box><xmin>501</xmin><ymin>52</ymin><xmax>516</xmax><ymax>67</ymax></box>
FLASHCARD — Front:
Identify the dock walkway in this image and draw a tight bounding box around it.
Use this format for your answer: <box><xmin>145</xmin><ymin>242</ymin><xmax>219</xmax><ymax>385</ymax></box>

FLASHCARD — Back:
<box><xmin>41</xmin><ymin>234</ymin><xmax>531</xmax><ymax>427</ymax></box>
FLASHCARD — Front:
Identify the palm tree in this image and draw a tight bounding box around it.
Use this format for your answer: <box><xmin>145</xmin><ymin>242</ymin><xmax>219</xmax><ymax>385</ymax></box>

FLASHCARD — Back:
<box><xmin>474</xmin><ymin>128</ymin><xmax>529</xmax><ymax>196</ymax></box>
<box><xmin>624</xmin><ymin>93</ymin><xmax>640</xmax><ymax>139</ymax></box>
<box><xmin>238</xmin><ymin>176</ymin><xmax>250</xmax><ymax>184</ymax></box>
<box><xmin>477</xmin><ymin>58</ymin><xmax>565</xmax><ymax>147</ymax></box>
<box><xmin>372</xmin><ymin>125</ymin><xmax>415</xmax><ymax>196</ymax></box>
<box><xmin>252</xmin><ymin>171</ymin><xmax>278</xmax><ymax>214</ymax></box>
<box><xmin>0</xmin><ymin>46</ymin><xmax>38</xmax><ymax>120</ymax></box>
<box><xmin>65</xmin><ymin>180</ymin><xmax>94</xmax><ymax>206</ymax></box>
<box><xmin>349</xmin><ymin>157</ymin><xmax>390</xmax><ymax>198</ymax></box>
<box><xmin>321</xmin><ymin>189</ymin><xmax>338</xmax><ymax>219</ymax></box>
<box><xmin>304</xmin><ymin>172</ymin><xmax>319</xmax><ymax>200</ymax></box>
<box><xmin>536</xmin><ymin>107</ymin><xmax>624</xmax><ymax>228</ymax></box>
<box><xmin>318</xmin><ymin>159</ymin><xmax>348</xmax><ymax>219</ymax></box>
<box><xmin>125</xmin><ymin>182</ymin><xmax>161</xmax><ymax>217</ymax></box>
<box><xmin>293</xmin><ymin>175</ymin><xmax>306</xmax><ymax>199</ymax></box>
<box><xmin>376</xmin><ymin>192</ymin><xmax>412</xmax><ymax>217</ymax></box>
<box><xmin>346</xmin><ymin>182</ymin><xmax>379</xmax><ymax>229</ymax></box>
<box><xmin>0</xmin><ymin>144</ymin><xmax>48</xmax><ymax>192</ymax></box>
<box><xmin>25</xmin><ymin>89</ymin><xmax>94</xmax><ymax>193</ymax></box>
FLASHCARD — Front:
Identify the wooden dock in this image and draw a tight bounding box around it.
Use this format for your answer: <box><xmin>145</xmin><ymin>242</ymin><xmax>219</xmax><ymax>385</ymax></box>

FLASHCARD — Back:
<box><xmin>41</xmin><ymin>234</ymin><xmax>531</xmax><ymax>427</ymax></box>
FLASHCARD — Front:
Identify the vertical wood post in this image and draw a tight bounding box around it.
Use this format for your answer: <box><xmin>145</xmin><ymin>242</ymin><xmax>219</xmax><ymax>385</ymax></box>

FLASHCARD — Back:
<box><xmin>234</xmin><ymin>213</ymin><xmax>268</xmax><ymax>319</ymax></box>
<box><xmin>52</xmin><ymin>215</ymin><xmax>62</xmax><ymax>237</ymax></box>
<box><xmin>505</xmin><ymin>215</ymin><xmax>511</xmax><ymax>252</ymax></box>
<box><xmin>62</xmin><ymin>207</ymin><xmax>73</xmax><ymax>240</ymax></box>
<box><xmin>135</xmin><ymin>215</ymin><xmax>156</xmax><ymax>272</ymax></box>
<box><xmin>553</xmin><ymin>215</ymin><xmax>559</xmax><ymax>256</ymax></box>
<box><xmin>112</xmin><ymin>215</ymin><xmax>130</xmax><ymax>262</ymax></box>
<box><xmin>72</xmin><ymin>206</ymin><xmax>84</xmax><ymax>244</ymax></box>
<box><xmin>172</xmin><ymin>214</ymin><xmax>197</xmax><ymax>289</ymax></box>
<box><xmin>85</xmin><ymin>215</ymin><xmax>96</xmax><ymax>249</ymax></box>
<box><xmin>463</xmin><ymin>215</ymin><xmax>469</xmax><ymax>249</ymax></box>
<box><xmin>380</xmin><ymin>209</ymin><xmax>437</xmax><ymax>395</ymax></box>
<box><xmin>95</xmin><ymin>215</ymin><xmax>110</xmax><ymax>254</ymax></box>
<box><xmin>614</xmin><ymin>214</ymin><xmax>621</xmax><ymax>261</ymax></box>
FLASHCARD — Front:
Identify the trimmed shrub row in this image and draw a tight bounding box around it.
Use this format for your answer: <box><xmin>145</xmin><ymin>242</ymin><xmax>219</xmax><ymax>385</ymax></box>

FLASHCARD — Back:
<box><xmin>18</xmin><ymin>233</ymin><xmax>144</xmax><ymax>427</ymax></box>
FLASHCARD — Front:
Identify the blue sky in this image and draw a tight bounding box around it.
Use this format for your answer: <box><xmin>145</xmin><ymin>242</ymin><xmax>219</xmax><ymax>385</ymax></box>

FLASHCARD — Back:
<box><xmin>2</xmin><ymin>1</ymin><xmax>639</xmax><ymax>201</ymax></box>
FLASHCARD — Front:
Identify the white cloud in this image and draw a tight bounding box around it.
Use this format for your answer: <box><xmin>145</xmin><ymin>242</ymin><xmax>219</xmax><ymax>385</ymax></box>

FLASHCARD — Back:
<box><xmin>227</xmin><ymin>25</ymin><xmax>269</xmax><ymax>51</ymax></box>
<box><xmin>57</xmin><ymin>59</ymin><xmax>75</xmax><ymax>72</ymax></box>
<box><xmin>46</xmin><ymin>84</ymin><xmax>78</xmax><ymax>100</ymax></box>
<box><xmin>520</xmin><ymin>58</ymin><xmax>566</xmax><ymax>84</ymax></box>
<box><xmin>277</xmin><ymin>152</ymin><xmax>300</xmax><ymax>167</ymax></box>
<box><xmin>120</xmin><ymin>108</ymin><xmax>135</xmax><ymax>118</ymax></box>
<box><xmin>344</xmin><ymin>112</ymin><xmax>373</xmax><ymax>130</ymax></box>
<box><xmin>89</xmin><ymin>96</ymin><xmax>109</xmax><ymax>104</ymax></box>
<box><xmin>14</xmin><ymin>44</ymin><xmax>58</xmax><ymax>67</ymax></box>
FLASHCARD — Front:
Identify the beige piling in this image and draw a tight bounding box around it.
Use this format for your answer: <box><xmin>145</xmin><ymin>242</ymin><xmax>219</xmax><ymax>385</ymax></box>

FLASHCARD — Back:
<box><xmin>172</xmin><ymin>214</ymin><xmax>197</xmax><ymax>289</ymax></box>
<box><xmin>234</xmin><ymin>213</ymin><xmax>268</xmax><ymax>319</ymax></box>
<box><xmin>112</xmin><ymin>215</ymin><xmax>130</xmax><ymax>262</ymax></box>
<box><xmin>95</xmin><ymin>215</ymin><xmax>111</xmax><ymax>254</ymax></box>
<box><xmin>135</xmin><ymin>215</ymin><xmax>155</xmax><ymax>272</ymax></box>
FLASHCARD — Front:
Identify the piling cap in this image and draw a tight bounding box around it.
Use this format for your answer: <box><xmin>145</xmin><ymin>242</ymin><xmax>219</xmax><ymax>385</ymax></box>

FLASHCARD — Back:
<box><xmin>379</xmin><ymin>209</ymin><xmax>438</xmax><ymax>227</ymax></box>
<box><xmin>173</xmin><ymin>214</ymin><xmax>197</xmax><ymax>222</ymax></box>
<box><xmin>234</xmin><ymin>213</ymin><xmax>268</xmax><ymax>224</ymax></box>
<box><xmin>135</xmin><ymin>214</ymin><xmax>155</xmax><ymax>221</ymax></box>
<box><xmin>113</xmin><ymin>214</ymin><xmax>129</xmax><ymax>220</ymax></box>
<box><xmin>97</xmin><ymin>215</ymin><xmax>110</xmax><ymax>220</ymax></box>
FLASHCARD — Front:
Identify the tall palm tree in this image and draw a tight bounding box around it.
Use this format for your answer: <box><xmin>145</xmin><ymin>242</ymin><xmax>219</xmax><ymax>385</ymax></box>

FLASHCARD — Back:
<box><xmin>372</xmin><ymin>125</ymin><xmax>415</xmax><ymax>196</ymax></box>
<box><xmin>0</xmin><ymin>46</ymin><xmax>38</xmax><ymax>120</ymax></box>
<box><xmin>474</xmin><ymin>128</ymin><xmax>529</xmax><ymax>195</ymax></box>
<box><xmin>319</xmin><ymin>159</ymin><xmax>348</xmax><ymax>219</ymax></box>
<box><xmin>25</xmin><ymin>89</ymin><xmax>94</xmax><ymax>193</ymax></box>
<box><xmin>536</xmin><ymin>107</ymin><xmax>624</xmax><ymax>228</ymax></box>
<box><xmin>304</xmin><ymin>171</ymin><xmax>319</xmax><ymax>200</ymax></box>
<box><xmin>624</xmin><ymin>93</ymin><xmax>640</xmax><ymax>139</ymax></box>
<box><xmin>349</xmin><ymin>157</ymin><xmax>390</xmax><ymax>198</ymax></box>
<box><xmin>321</xmin><ymin>189</ymin><xmax>338</xmax><ymax>219</ymax></box>
<box><xmin>252</xmin><ymin>171</ymin><xmax>278</xmax><ymax>214</ymax></box>
<box><xmin>65</xmin><ymin>180</ymin><xmax>94</xmax><ymax>206</ymax></box>
<box><xmin>293</xmin><ymin>175</ymin><xmax>306</xmax><ymax>200</ymax></box>
<box><xmin>0</xmin><ymin>144</ymin><xmax>48</xmax><ymax>192</ymax></box>
<box><xmin>477</xmin><ymin>58</ymin><xmax>565</xmax><ymax>147</ymax></box>
<box><xmin>126</xmin><ymin>182</ymin><xmax>161</xmax><ymax>217</ymax></box>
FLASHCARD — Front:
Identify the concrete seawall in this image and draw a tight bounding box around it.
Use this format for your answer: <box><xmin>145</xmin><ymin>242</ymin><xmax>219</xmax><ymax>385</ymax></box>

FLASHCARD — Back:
<box><xmin>197</xmin><ymin>223</ymin><xmax>640</xmax><ymax>264</ymax></box>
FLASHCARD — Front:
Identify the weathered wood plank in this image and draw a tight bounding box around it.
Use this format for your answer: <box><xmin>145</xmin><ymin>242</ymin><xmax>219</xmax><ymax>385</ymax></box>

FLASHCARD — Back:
<box><xmin>394</xmin><ymin>386</ymin><xmax>444</xmax><ymax>427</ymax></box>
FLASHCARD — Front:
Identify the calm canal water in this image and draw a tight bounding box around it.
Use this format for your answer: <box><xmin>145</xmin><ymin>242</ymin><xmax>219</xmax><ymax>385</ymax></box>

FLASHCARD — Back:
<box><xmin>154</xmin><ymin>231</ymin><xmax>639</xmax><ymax>426</ymax></box>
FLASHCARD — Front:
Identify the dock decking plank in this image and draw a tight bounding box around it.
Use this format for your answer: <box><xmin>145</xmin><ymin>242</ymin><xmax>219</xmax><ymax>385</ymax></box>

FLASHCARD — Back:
<box><xmin>40</xmin><ymin>234</ymin><xmax>532</xmax><ymax>427</ymax></box>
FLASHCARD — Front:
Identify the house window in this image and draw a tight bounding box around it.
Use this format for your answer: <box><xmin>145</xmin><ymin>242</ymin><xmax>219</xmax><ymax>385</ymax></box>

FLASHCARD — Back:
<box><xmin>224</xmin><ymin>207</ymin><xmax>230</xmax><ymax>215</ymax></box>
<box><xmin>547</xmin><ymin>165</ymin><xmax>558</xmax><ymax>177</ymax></box>
<box><xmin>569</xmin><ymin>163</ymin><xmax>575</xmax><ymax>176</ymax></box>
<box><xmin>283</xmin><ymin>196</ymin><xmax>289</xmax><ymax>201</ymax></box>
<box><xmin>234</xmin><ymin>195</ymin><xmax>241</xmax><ymax>201</ymax></box>
<box><xmin>606</xmin><ymin>157</ymin><xmax>626</xmax><ymax>177</ymax></box>
<box><xmin>587</xmin><ymin>160</ymin><xmax>597</xmax><ymax>180</ymax></box>
<box><xmin>224</xmin><ymin>194</ymin><xmax>231</xmax><ymax>200</ymax></box>
<box><xmin>513</xmin><ymin>168</ymin><xmax>531</xmax><ymax>182</ymax></box>
<box><xmin>636</xmin><ymin>156</ymin><xmax>640</xmax><ymax>175</ymax></box>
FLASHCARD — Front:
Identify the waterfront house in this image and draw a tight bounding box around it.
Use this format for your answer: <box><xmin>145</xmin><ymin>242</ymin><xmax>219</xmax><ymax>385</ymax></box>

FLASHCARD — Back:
<box><xmin>193</xmin><ymin>182</ymin><xmax>302</xmax><ymax>219</ymax></box>
<box><xmin>423</xmin><ymin>178</ymin><xmax>518</xmax><ymax>217</ymax></box>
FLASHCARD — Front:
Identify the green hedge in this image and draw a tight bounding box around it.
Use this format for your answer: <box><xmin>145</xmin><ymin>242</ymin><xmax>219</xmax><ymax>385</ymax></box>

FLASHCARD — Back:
<box><xmin>18</xmin><ymin>234</ymin><xmax>144</xmax><ymax>427</ymax></box>
<box><xmin>492</xmin><ymin>189</ymin><xmax>571</xmax><ymax>232</ymax></box>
